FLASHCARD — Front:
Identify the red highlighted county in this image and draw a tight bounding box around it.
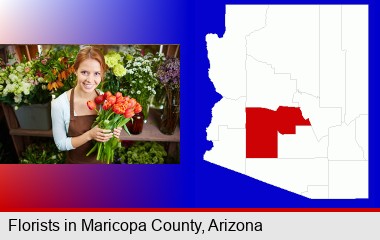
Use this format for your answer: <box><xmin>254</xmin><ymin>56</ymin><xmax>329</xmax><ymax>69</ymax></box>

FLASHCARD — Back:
<box><xmin>246</xmin><ymin>106</ymin><xmax>311</xmax><ymax>158</ymax></box>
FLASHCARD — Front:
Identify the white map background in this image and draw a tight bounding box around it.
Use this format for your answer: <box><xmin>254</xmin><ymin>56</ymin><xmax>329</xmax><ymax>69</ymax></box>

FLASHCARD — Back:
<box><xmin>205</xmin><ymin>5</ymin><xmax>368</xmax><ymax>199</ymax></box>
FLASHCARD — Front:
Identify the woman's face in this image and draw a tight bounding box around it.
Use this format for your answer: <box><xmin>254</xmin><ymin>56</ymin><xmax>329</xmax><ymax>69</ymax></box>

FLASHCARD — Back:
<box><xmin>75</xmin><ymin>58</ymin><xmax>102</xmax><ymax>93</ymax></box>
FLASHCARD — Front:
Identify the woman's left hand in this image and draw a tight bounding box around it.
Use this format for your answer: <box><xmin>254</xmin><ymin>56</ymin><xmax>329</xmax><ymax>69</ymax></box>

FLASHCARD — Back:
<box><xmin>113</xmin><ymin>127</ymin><xmax>122</xmax><ymax>139</ymax></box>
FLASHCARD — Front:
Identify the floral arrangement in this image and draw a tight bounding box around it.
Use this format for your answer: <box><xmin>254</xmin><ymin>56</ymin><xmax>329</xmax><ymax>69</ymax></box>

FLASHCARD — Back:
<box><xmin>0</xmin><ymin>46</ymin><xmax>78</xmax><ymax>108</ymax></box>
<box><xmin>115</xmin><ymin>141</ymin><xmax>167</xmax><ymax>164</ymax></box>
<box><xmin>156</xmin><ymin>57</ymin><xmax>180</xmax><ymax>86</ymax></box>
<box><xmin>86</xmin><ymin>91</ymin><xmax>142</xmax><ymax>164</ymax></box>
<box><xmin>20</xmin><ymin>140</ymin><xmax>65</xmax><ymax>164</ymax></box>
<box><xmin>102</xmin><ymin>46</ymin><xmax>165</xmax><ymax>118</ymax></box>
<box><xmin>156</xmin><ymin>57</ymin><xmax>180</xmax><ymax>134</ymax></box>
<box><xmin>33</xmin><ymin>46</ymin><xmax>78</xmax><ymax>95</ymax></box>
<box><xmin>0</xmin><ymin>60</ymin><xmax>38</xmax><ymax>107</ymax></box>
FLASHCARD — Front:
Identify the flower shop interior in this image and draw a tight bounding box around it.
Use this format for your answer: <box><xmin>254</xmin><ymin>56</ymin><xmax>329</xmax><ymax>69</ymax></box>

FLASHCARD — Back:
<box><xmin>0</xmin><ymin>44</ymin><xmax>180</xmax><ymax>164</ymax></box>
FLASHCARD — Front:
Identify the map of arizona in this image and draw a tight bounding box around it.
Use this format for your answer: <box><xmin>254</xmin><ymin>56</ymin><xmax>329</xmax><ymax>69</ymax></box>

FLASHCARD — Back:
<box><xmin>205</xmin><ymin>5</ymin><xmax>368</xmax><ymax>199</ymax></box>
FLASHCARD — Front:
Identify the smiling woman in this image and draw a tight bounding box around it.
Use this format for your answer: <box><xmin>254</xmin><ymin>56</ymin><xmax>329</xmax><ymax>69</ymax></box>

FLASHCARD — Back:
<box><xmin>0</xmin><ymin>44</ymin><xmax>180</xmax><ymax>164</ymax></box>
<box><xmin>51</xmin><ymin>46</ymin><xmax>122</xmax><ymax>164</ymax></box>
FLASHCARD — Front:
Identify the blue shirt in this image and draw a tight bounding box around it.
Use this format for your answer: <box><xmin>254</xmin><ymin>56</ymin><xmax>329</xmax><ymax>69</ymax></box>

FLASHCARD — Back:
<box><xmin>51</xmin><ymin>91</ymin><xmax>74</xmax><ymax>151</ymax></box>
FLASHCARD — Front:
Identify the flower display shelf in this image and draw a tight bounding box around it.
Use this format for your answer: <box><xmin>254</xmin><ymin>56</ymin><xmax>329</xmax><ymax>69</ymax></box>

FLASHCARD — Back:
<box><xmin>1</xmin><ymin>103</ymin><xmax>52</xmax><ymax>158</ymax></box>
<box><xmin>1</xmin><ymin>104</ymin><xmax>179</xmax><ymax>159</ymax></box>
<box><xmin>120</xmin><ymin>108</ymin><xmax>180</xmax><ymax>142</ymax></box>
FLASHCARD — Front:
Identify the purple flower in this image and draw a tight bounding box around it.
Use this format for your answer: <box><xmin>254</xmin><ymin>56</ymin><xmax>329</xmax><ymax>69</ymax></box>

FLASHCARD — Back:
<box><xmin>156</xmin><ymin>57</ymin><xmax>180</xmax><ymax>85</ymax></box>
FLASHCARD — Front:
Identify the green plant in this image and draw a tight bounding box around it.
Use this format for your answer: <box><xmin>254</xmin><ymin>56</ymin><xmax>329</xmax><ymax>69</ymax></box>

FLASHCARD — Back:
<box><xmin>20</xmin><ymin>141</ymin><xmax>65</xmax><ymax>164</ymax></box>
<box><xmin>0</xmin><ymin>60</ymin><xmax>38</xmax><ymax>107</ymax></box>
<box><xmin>32</xmin><ymin>45</ymin><xmax>78</xmax><ymax>98</ymax></box>
<box><xmin>115</xmin><ymin>141</ymin><xmax>167</xmax><ymax>164</ymax></box>
<box><xmin>102</xmin><ymin>46</ymin><xmax>165</xmax><ymax>118</ymax></box>
<box><xmin>0</xmin><ymin>45</ymin><xmax>78</xmax><ymax>108</ymax></box>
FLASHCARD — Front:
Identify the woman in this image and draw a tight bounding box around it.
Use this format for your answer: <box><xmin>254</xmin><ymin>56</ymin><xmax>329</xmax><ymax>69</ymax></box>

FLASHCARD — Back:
<box><xmin>51</xmin><ymin>46</ymin><xmax>122</xmax><ymax>163</ymax></box>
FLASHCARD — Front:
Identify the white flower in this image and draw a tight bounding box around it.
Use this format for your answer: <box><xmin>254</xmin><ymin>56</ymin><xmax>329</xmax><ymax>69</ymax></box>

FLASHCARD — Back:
<box><xmin>16</xmin><ymin>65</ymin><xmax>24</xmax><ymax>73</ymax></box>
<box><xmin>137</xmin><ymin>90</ymin><xmax>141</xmax><ymax>95</ymax></box>
<box><xmin>6</xmin><ymin>83</ymin><xmax>15</xmax><ymax>92</ymax></box>
<box><xmin>9</xmin><ymin>74</ymin><xmax>18</xmax><ymax>82</ymax></box>
<box><xmin>14</xmin><ymin>94</ymin><xmax>22</xmax><ymax>103</ymax></box>
<box><xmin>22</xmin><ymin>82</ymin><xmax>32</xmax><ymax>95</ymax></box>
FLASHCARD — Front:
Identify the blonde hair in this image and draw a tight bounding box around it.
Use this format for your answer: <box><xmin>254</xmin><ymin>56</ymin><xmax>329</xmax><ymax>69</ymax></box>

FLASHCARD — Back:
<box><xmin>73</xmin><ymin>46</ymin><xmax>107</xmax><ymax>79</ymax></box>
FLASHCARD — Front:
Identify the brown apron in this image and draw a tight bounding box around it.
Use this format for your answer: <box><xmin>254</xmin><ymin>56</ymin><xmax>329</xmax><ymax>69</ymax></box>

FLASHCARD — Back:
<box><xmin>66</xmin><ymin>89</ymin><xmax>101</xmax><ymax>164</ymax></box>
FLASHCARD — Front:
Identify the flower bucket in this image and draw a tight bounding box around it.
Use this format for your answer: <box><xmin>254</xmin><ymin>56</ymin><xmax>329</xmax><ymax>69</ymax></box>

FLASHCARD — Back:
<box><xmin>14</xmin><ymin>103</ymin><xmax>52</xmax><ymax>130</ymax></box>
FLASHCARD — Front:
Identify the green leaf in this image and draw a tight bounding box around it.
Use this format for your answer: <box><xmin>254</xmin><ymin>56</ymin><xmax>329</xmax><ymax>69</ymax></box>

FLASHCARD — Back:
<box><xmin>123</xmin><ymin>125</ymin><xmax>131</xmax><ymax>136</ymax></box>
<box><xmin>86</xmin><ymin>143</ymin><xmax>98</xmax><ymax>156</ymax></box>
<box><xmin>97</xmin><ymin>143</ymin><xmax>103</xmax><ymax>161</ymax></box>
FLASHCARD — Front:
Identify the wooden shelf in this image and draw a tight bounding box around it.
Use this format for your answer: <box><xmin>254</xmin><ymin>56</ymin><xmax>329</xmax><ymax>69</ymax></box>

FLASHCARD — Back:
<box><xmin>9</xmin><ymin>128</ymin><xmax>52</xmax><ymax>137</ymax></box>
<box><xmin>8</xmin><ymin>108</ymin><xmax>180</xmax><ymax>141</ymax></box>
<box><xmin>2</xmin><ymin>103</ymin><xmax>179</xmax><ymax>158</ymax></box>
<box><xmin>120</xmin><ymin>108</ymin><xmax>179</xmax><ymax>142</ymax></box>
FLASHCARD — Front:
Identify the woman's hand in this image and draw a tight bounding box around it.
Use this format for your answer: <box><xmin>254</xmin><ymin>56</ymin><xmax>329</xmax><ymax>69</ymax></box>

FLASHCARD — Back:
<box><xmin>87</xmin><ymin>125</ymin><xmax>113</xmax><ymax>142</ymax></box>
<box><xmin>113</xmin><ymin>127</ymin><xmax>122</xmax><ymax>139</ymax></box>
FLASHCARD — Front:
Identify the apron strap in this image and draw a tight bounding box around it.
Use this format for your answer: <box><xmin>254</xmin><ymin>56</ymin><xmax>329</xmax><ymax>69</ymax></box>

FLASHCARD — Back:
<box><xmin>70</xmin><ymin>88</ymin><xmax>75</xmax><ymax>121</ymax></box>
<box><xmin>70</xmin><ymin>88</ymin><xmax>99</xmax><ymax>120</ymax></box>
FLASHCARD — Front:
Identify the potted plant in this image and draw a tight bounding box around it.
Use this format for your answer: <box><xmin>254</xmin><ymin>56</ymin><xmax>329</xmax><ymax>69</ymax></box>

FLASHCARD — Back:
<box><xmin>0</xmin><ymin>46</ymin><xmax>78</xmax><ymax>130</ymax></box>
<box><xmin>20</xmin><ymin>140</ymin><xmax>65</xmax><ymax>164</ymax></box>
<box><xmin>115</xmin><ymin>141</ymin><xmax>167</xmax><ymax>164</ymax></box>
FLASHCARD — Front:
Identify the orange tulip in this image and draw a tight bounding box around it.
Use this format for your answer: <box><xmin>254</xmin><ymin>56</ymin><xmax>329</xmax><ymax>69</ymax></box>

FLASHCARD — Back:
<box><xmin>113</xmin><ymin>103</ymin><xmax>127</xmax><ymax>114</ymax></box>
<box><xmin>87</xmin><ymin>101</ymin><xmax>96</xmax><ymax>110</ymax></box>
<box><xmin>134</xmin><ymin>103</ymin><xmax>142</xmax><ymax>113</ymax></box>
<box><xmin>128</xmin><ymin>98</ymin><xmax>137</xmax><ymax>108</ymax></box>
<box><xmin>107</xmin><ymin>96</ymin><xmax>117</xmax><ymax>105</ymax></box>
<box><xmin>115</xmin><ymin>92</ymin><xmax>123</xmax><ymax>99</ymax></box>
<box><xmin>104</xmin><ymin>91</ymin><xmax>112</xmax><ymax>99</ymax></box>
<box><xmin>95</xmin><ymin>95</ymin><xmax>105</xmax><ymax>104</ymax></box>
<box><xmin>116</xmin><ymin>96</ymin><xmax>126</xmax><ymax>104</ymax></box>
<box><xmin>103</xmin><ymin>101</ymin><xmax>113</xmax><ymax>110</ymax></box>
<box><xmin>124</xmin><ymin>109</ymin><xmax>135</xmax><ymax>118</ymax></box>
